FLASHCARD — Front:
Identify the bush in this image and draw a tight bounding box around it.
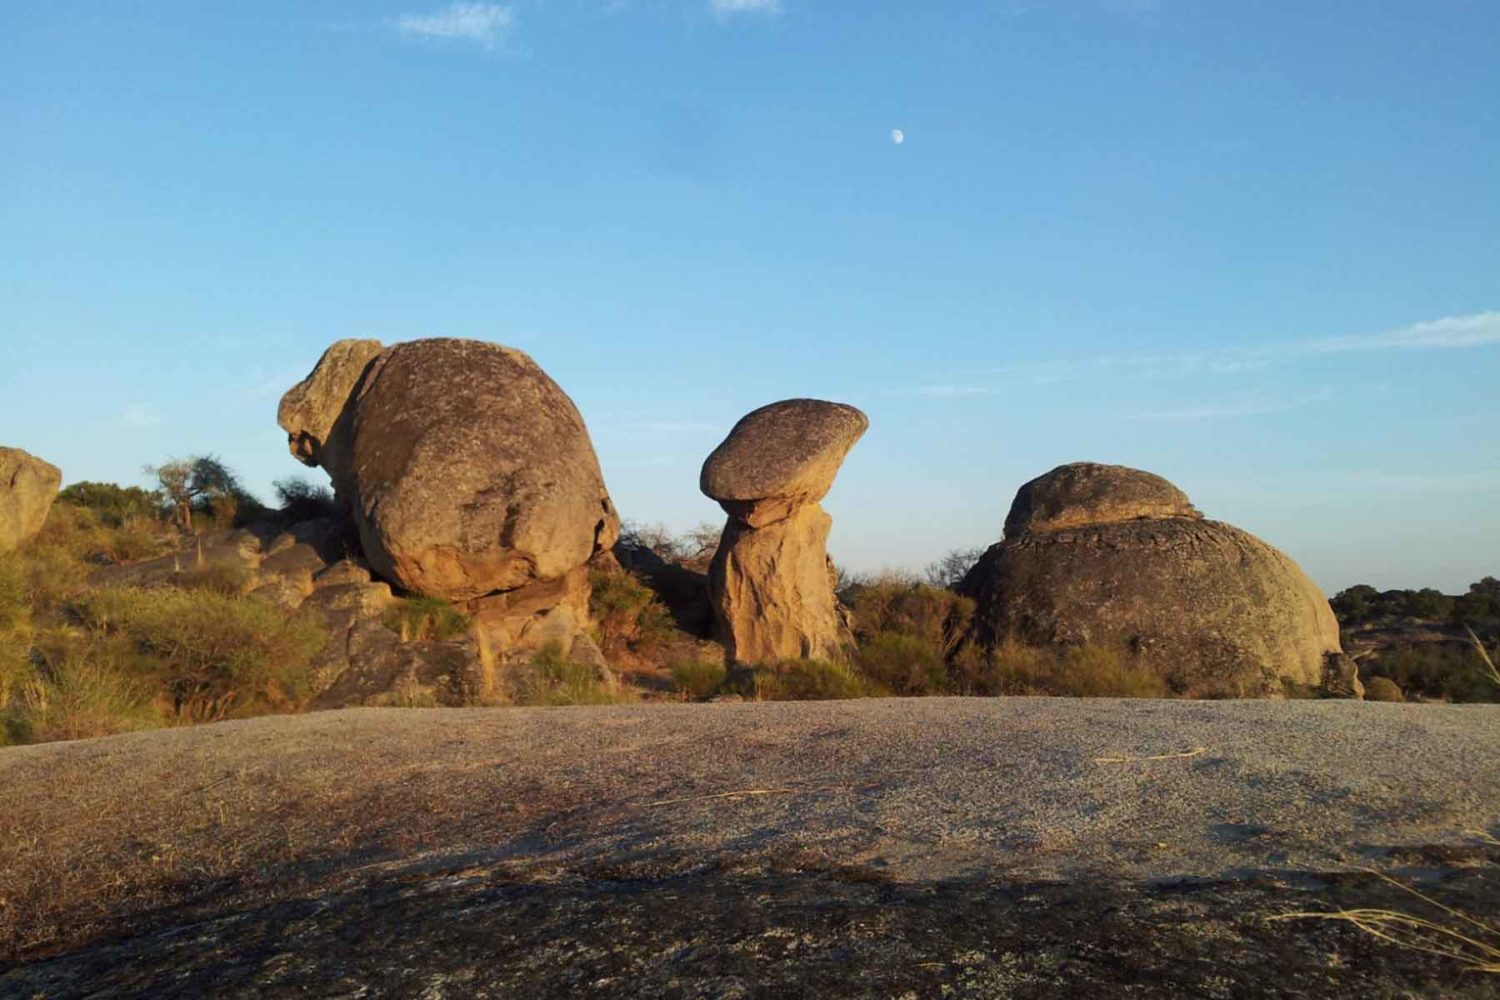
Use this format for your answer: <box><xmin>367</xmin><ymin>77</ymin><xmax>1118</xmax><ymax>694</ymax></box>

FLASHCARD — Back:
<box><xmin>743</xmin><ymin>659</ymin><xmax>870</xmax><ymax>701</ymax></box>
<box><xmin>856</xmin><ymin>631</ymin><xmax>949</xmax><ymax>695</ymax></box>
<box><xmin>175</xmin><ymin>559</ymin><xmax>255</xmax><ymax>596</ymax></box>
<box><xmin>923</xmin><ymin>547</ymin><xmax>986</xmax><ymax>590</ymax></box>
<box><xmin>1364</xmin><ymin>676</ymin><xmax>1405</xmax><ymax>703</ymax></box>
<box><xmin>671</xmin><ymin>659</ymin><xmax>727</xmax><ymax>700</ymax></box>
<box><xmin>589</xmin><ymin>570</ymin><xmax>675</xmax><ymax>657</ymax></box>
<box><xmin>1358</xmin><ymin>644</ymin><xmax>1496</xmax><ymax>703</ymax></box>
<box><xmin>1</xmin><ymin>633</ymin><xmax>159</xmax><ymax>745</ymax></box>
<box><xmin>384</xmin><ymin>596</ymin><xmax>472</xmax><ymax>642</ymax></box>
<box><xmin>984</xmin><ymin>641</ymin><xmax>1168</xmax><ymax>699</ymax></box>
<box><xmin>274</xmin><ymin>477</ymin><xmax>339</xmax><ymax>523</ymax></box>
<box><xmin>511</xmin><ymin>641</ymin><xmax>631</xmax><ymax>706</ymax></box>
<box><xmin>56</xmin><ymin>482</ymin><xmax>162</xmax><ymax>527</ymax></box>
<box><xmin>844</xmin><ymin>577</ymin><xmax>974</xmax><ymax>654</ymax></box>
<box><xmin>77</xmin><ymin>587</ymin><xmax>325</xmax><ymax>722</ymax></box>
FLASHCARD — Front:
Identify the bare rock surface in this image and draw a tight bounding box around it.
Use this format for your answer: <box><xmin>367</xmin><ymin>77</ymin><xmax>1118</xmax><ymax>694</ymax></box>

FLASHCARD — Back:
<box><xmin>275</xmin><ymin>339</ymin><xmax>385</xmax><ymax>492</ymax></box>
<box><xmin>0</xmin><ymin>447</ymin><xmax>62</xmax><ymax>552</ymax></box>
<box><xmin>701</xmin><ymin>400</ymin><xmax>865</xmax><ymax>663</ymax></box>
<box><xmin>962</xmin><ymin>463</ymin><xmax>1345</xmax><ymax>697</ymax></box>
<box><xmin>1</xmin><ymin>699</ymin><xmax>1497</xmax><ymax>996</ymax></box>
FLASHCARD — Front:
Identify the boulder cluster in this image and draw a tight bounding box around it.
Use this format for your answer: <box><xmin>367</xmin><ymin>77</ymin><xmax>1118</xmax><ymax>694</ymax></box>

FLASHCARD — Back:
<box><xmin>699</xmin><ymin>399</ymin><xmax>868</xmax><ymax>664</ymax></box>
<box><xmin>3</xmin><ymin>336</ymin><xmax>1359</xmax><ymax>702</ymax></box>
<box><xmin>959</xmin><ymin>462</ymin><xmax>1353</xmax><ymax>698</ymax></box>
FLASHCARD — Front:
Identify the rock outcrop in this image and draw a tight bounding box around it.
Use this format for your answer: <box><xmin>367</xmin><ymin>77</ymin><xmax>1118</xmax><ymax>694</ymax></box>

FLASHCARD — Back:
<box><xmin>959</xmin><ymin>462</ymin><xmax>1351</xmax><ymax>698</ymax></box>
<box><xmin>0</xmin><ymin>447</ymin><xmax>62</xmax><ymax>553</ymax></box>
<box><xmin>278</xmin><ymin>338</ymin><xmax>619</xmax><ymax>660</ymax></box>
<box><xmin>701</xmin><ymin>399</ymin><xmax>866</xmax><ymax>664</ymax></box>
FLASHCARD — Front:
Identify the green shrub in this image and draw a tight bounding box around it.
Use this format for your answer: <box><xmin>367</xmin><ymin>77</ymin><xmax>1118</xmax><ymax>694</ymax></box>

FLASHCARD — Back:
<box><xmin>1360</xmin><ymin>644</ymin><xmax>1497</xmax><ymax>703</ymax></box>
<box><xmin>844</xmin><ymin>577</ymin><xmax>974</xmax><ymax>653</ymax></box>
<box><xmin>77</xmin><ymin>587</ymin><xmax>325</xmax><ymax>723</ymax></box>
<box><xmin>20</xmin><ymin>543</ymin><xmax>90</xmax><ymax>610</ymax></box>
<box><xmin>175</xmin><ymin>558</ymin><xmax>255</xmax><ymax>596</ymax></box>
<box><xmin>1</xmin><ymin>633</ymin><xmax>160</xmax><ymax>745</ymax></box>
<box><xmin>56</xmin><ymin>482</ymin><xmax>162</xmax><ymax>527</ymax></box>
<box><xmin>671</xmin><ymin>659</ymin><xmax>727</xmax><ymax>700</ymax></box>
<box><xmin>589</xmin><ymin>570</ymin><xmax>675</xmax><ymax>657</ymax></box>
<box><xmin>384</xmin><ymin>596</ymin><xmax>472</xmax><ymax>642</ymax></box>
<box><xmin>273</xmin><ymin>477</ymin><xmax>339</xmax><ymax>523</ymax></box>
<box><xmin>745</xmin><ymin>659</ymin><xmax>870</xmax><ymax>701</ymax></box>
<box><xmin>1364</xmin><ymin>676</ymin><xmax>1405</xmax><ymax>703</ymax></box>
<box><xmin>984</xmin><ymin>641</ymin><xmax>1168</xmax><ymax>699</ymax></box>
<box><xmin>0</xmin><ymin>554</ymin><xmax>27</xmax><ymax>633</ymax></box>
<box><xmin>511</xmin><ymin>641</ymin><xmax>631</xmax><ymax>706</ymax></box>
<box><xmin>856</xmin><ymin>631</ymin><xmax>949</xmax><ymax>695</ymax></box>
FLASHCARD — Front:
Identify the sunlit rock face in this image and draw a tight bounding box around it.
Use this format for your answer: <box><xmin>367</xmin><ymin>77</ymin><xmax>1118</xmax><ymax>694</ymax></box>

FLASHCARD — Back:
<box><xmin>960</xmin><ymin>462</ymin><xmax>1349</xmax><ymax>698</ymax></box>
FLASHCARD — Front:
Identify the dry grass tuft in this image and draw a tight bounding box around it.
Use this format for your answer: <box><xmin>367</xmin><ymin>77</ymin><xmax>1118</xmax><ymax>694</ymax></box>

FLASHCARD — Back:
<box><xmin>1270</xmin><ymin>869</ymin><xmax>1500</xmax><ymax>974</ymax></box>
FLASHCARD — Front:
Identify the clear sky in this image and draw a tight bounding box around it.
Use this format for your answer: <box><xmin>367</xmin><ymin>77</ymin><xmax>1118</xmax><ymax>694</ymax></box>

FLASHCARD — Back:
<box><xmin>3</xmin><ymin>1</ymin><xmax>1497</xmax><ymax>594</ymax></box>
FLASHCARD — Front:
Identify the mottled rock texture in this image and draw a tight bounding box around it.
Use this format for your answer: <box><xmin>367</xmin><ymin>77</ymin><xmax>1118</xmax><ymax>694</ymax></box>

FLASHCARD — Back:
<box><xmin>278</xmin><ymin>338</ymin><xmax>618</xmax><ymax>600</ymax></box>
<box><xmin>702</xmin><ymin>400</ymin><xmax>866</xmax><ymax>664</ymax></box>
<box><xmin>0</xmin><ymin>447</ymin><xmax>62</xmax><ymax>553</ymax></box>
<box><xmin>702</xmin><ymin>399</ymin><xmax>868</xmax><ymax>529</ymax></box>
<box><xmin>960</xmin><ymin>462</ymin><xmax>1348</xmax><ymax>698</ymax></box>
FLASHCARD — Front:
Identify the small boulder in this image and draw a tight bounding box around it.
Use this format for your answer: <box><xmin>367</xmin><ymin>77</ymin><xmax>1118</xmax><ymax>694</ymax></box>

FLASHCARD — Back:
<box><xmin>1004</xmin><ymin>462</ymin><xmax>1199</xmax><ymax>536</ymax></box>
<box><xmin>0</xmin><ymin>447</ymin><xmax>62</xmax><ymax>552</ymax></box>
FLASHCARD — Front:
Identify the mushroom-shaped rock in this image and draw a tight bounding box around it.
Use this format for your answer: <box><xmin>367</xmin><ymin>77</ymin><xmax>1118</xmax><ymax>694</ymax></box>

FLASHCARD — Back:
<box><xmin>701</xmin><ymin>399</ymin><xmax>865</xmax><ymax>664</ymax></box>
<box><xmin>0</xmin><ymin>448</ymin><xmax>62</xmax><ymax>553</ymax></box>
<box><xmin>701</xmin><ymin>399</ymin><xmax>868</xmax><ymax>529</ymax></box>
<box><xmin>278</xmin><ymin>338</ymin><xmax>619</xmax><ymax>604</ymax></box>
<box><xmin>960</xmin><ymin>463</ymin><xmax>1348</xmax><ymax>698</ymax></box>
<box><xmin>1004</xmin><ymin>462</ymin><xmax>1200</xmax><ymax>537</ymax></box>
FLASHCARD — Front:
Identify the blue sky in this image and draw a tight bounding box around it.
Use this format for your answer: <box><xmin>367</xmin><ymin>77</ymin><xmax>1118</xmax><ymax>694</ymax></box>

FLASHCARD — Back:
<box><xmin>2</xmin><ymin>0</ymin><xmax>1497</xmax><ymax>593</ymax></box>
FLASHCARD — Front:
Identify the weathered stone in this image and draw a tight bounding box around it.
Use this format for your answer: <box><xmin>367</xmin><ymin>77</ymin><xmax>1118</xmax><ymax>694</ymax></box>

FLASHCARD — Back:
<box><xmin>279</xmin><ymin>338</ymin><xmax>618</xmax><ymax>604</ymax></box>
<box><xmin>1321</xmin><ymin>653</ymin><xmax>1365</xmax><ymax>700</ymax></box>
<box><xmin>700</xmin><ymin>400</ymin><xmax>866</xmax><ymax>665</ymax></box>
<box><xmin>960</xmin><ymin>463</ymin><xmax>1345</xmax><ymax>698</ymax></box>
<box><xmin>0</xmin><ymin>447</ymin><xmax>62</xmax><ymax>553</ymax></box>
<box><xmin>277</xmin><ymin>339</ymin><xmax>385</xmax><ymax>494</ymax></box>
<box><xmin>1003</xmin><ymin>462</ymin><xmax>1199</xmax><ymax>537</ymax></box>
<box><xmin>701</xmin><ymin>399</ymin><xmax>868</xmax><ymax>529</ymax></box>
<box><xmin>708</xmin><ymin>504</ymin><xmax>847</xmax><ymax>664</ymax></box>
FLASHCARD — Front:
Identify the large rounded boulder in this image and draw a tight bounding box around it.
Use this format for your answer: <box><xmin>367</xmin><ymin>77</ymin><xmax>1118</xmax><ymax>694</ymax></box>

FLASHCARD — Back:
<box><xmin>279</xmin><ymin>338</ymin><xmax>618</xmax><ymax>602</ymax></box>
<box><xmin>959</xmin><ymin>462</ymin><xmax>1346</xmax><ymax>698</ymax></box>
<box><xmin>0</xmin><ymin>447</ymin><xmax>62</xmax><ymax>553</ymax></box>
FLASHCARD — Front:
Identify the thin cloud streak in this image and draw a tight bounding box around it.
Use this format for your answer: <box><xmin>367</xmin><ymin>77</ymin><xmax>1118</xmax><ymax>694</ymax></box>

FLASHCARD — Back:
<box><xmin>395</xmin><ymin>3</ymin><xmax>514</xmax><ymax>46</ymax></box>
<box><xmin>1123</xmin><ymin>388</ymin><xmax>1331</xmax><ymax>422</ymax></box>
<box><xmin>711</xmin><ymin>0</ymin><xmax>781</xmax><ymax>16</ymax></box>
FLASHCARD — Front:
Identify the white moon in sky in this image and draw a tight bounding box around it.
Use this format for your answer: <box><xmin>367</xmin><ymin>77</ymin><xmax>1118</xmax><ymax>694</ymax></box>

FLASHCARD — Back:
<box><xmin>891</xmin><ymin>129</ymin><xmax>905</xmax><ymax>145</ymax></box>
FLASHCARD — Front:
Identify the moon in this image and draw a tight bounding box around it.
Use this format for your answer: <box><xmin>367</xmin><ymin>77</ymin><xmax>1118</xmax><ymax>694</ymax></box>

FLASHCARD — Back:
<box><xmin>891</xmin><ymin>129</ymin><xmax>905</xmax><ymax>145</ymax></box>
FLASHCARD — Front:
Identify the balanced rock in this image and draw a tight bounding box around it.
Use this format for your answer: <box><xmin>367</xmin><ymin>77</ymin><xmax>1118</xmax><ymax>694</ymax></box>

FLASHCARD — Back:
<box><xmin>702</xmin><ymin>399</ymin><xmax>868</xmax><ymax>529</ymax></box>
<box><xmin>701</xmin><ymin>399</ymin><xmax>867</xmax><ymax>664</ymax></box>
<box><xmin>959</xmin><ymin>462</ymin><xmax>1349</xmax><ymax>698</ymax></box>
<box><xmin>0</xmin><ymin>447</ymin><xmax>62</xmax><ymax>552</ymax></box>
<box><xmin>278</xmin><ymin>338</ymin><xmax>619</xmax><ymax>605</ymax></box>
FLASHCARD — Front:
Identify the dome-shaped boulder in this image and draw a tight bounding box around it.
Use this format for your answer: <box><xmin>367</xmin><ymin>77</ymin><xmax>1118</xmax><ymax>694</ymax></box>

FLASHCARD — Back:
<box><xmin>961</xmin><ymin>463</ymin><xmax>1346</xmax><ymax>697</ymax></box>
<box><xmin>1004</xmin><ymin>462</ymin><xmax>1199</xmax><ymax>537</ymax></box>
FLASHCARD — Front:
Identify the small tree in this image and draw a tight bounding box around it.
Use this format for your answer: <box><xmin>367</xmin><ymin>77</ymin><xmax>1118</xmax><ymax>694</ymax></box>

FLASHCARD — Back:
<box><xmin>145</xmin><ymin>456</ymin><xmax>244</xmax><ymax>531</ymax></box>
<box><xmin>923</xmin><ymin>546</ymin><xmax>986</xmax><ymax>591</ymax></box>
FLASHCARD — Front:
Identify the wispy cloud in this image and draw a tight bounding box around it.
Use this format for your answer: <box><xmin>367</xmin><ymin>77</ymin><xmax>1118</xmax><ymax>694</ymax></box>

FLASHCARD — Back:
<box><xmin>710</xmin><ymin>0</ymin><xmax>781</xmax><ymax>17</ymax></box>
<box><xmin>1123</xmin><ymin>388</ymin><xmax>1331</xmax><ymax>422</ymax></box>
<box><xmin>123</xmin><ymin>404</ymin><xmax>160</xmax><ymax>428</ymax></box>
<box><xmin>1305</xmin><ymin>312</ymin><xmax>1500</xmax><ymax>353</ymax></box>
<box><xmin>913</xmin><ymin>384</ymin><xmax>994</xmax><ymax>397</ymax></box>
<box><xmin>395</xmin><ymin>3</ymin><xmax>514</xmax><ymax>46</ymax></box>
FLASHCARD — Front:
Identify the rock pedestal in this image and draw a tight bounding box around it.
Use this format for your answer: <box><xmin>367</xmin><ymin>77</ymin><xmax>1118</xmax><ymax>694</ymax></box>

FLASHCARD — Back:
<box><xmin>0</xmin><ymin>447</ymin><xmax>62</xmax><ymax>553</ymax></box>
<box><xmin>700</xmin><ymin>399</ymin><xmax>867</xmax><ymax>664</ymax></box>
<box><xmin>959</xmin><ymin>462</ymin><xmax>1354</xmax><ymax>698</ymax></box>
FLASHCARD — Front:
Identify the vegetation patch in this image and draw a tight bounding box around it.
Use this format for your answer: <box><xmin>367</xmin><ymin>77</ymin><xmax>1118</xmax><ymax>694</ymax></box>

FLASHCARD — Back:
<box><xmin>670</xmin><ymin>659</ymin><xmax>728</xmax><ymax>700</ymax></box>
<box><xmin>510</xmin><ymin>641</ymin><xmax>634</xmax><ymax>706</ymax></box>
<box><xmin>589</xmin><ymin>569</ymin><xmax>676</xmax><ymax>659</ymax></box>
<box><xmin>385</xmin><ymin>596</ymin><xmax>472</xmax><ymax>642</ymax></box>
